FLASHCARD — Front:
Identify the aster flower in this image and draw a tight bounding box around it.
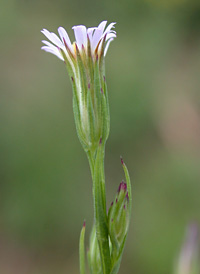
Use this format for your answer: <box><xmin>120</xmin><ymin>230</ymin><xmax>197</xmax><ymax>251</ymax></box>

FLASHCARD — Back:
<box><xmin>41</xmin><ymin>21</ymin><xmax>116</xmax><ymax>151</ymax></box>
<box><xmin>41</xmin><ymin>21</ymin><xmax>132</xmax><ymax>274</ymax></box>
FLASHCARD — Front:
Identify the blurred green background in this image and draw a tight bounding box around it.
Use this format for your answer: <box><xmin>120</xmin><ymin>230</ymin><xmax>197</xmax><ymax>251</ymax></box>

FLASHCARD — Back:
<box><xmin>1</xmin><ymin>0</ymin><xmax>200</xmax><ymax>273</ymax></box>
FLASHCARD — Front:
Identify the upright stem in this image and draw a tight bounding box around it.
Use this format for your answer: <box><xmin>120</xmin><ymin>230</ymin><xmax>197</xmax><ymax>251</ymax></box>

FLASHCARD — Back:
<box><xmin>87</xmin><ymin>144</ymin><xmax>111</xmax><ymax>274</ymax></box>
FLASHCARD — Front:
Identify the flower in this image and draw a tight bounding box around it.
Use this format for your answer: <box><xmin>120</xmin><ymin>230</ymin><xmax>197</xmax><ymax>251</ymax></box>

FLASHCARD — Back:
<box><xmin>41</xmin><ymin>21</ymin><xmax>116</xmax><ymax>151</ymax></box>
<box><xmin>41</xmin><ymin>21</ymin><xmax>116</xmax><ymax>62</ymax></box>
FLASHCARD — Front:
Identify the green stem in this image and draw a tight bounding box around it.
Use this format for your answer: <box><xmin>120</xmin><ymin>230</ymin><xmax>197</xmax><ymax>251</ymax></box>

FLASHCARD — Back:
<box><xmin>87</xmin><ymin>144</ymin><xmax>111</xmax><ymax>274</ymax></box>
<box><xmin>87</xmin><ymin>150</ymin><xmax>95</xmax><ymax>181</ymax></box>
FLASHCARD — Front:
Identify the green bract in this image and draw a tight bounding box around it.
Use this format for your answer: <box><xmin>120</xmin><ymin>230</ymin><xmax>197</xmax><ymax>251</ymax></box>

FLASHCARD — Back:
<box><xmin>66</xmin><ymin>44</ymin><xmax>110</xmax><ymax>153</ymax></box>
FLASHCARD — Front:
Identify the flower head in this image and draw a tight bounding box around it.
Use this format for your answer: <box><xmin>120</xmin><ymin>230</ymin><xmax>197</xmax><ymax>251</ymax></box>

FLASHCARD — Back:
<box><xmin>41</xmin><ymin>21</ymin><xmax>116</xmax><ymax>151</ymax></box>
<box><xmin>41</xmin><ymin>21</ymin><xmax>116</xmax><ymax>62</ymax></box>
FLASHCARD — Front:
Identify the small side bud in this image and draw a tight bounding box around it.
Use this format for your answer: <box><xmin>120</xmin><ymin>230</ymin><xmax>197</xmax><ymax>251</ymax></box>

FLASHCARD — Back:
<box><xmin>108</xmin><ymin>181</ymin><xmax>130</xmax><ymax>255</ymax></box>
<box><xmin>108</xmin><ymin>179</ymin><xmax>131</xmax><ymax>273</ymax></box>
<box><xmin>101</xmin><ymin>88</ymin><xmax>104</xmax><ymax>94</ymax></box>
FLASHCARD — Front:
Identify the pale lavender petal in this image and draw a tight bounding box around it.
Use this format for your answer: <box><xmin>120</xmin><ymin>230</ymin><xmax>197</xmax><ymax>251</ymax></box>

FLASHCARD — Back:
<box><xmin>58</xmin><ymin>27</ymin><xmax>72</xmax><ymax>50</ymax></box>
<box><xmin>41</xmin><ymin>29</ymin><xmax>64</xmax><ymax>48</ymax></box>
<box><xmin>104</xmin><ymin>38</ymin><xmax>114</xmax><ymax>56</ymax></box>
<box><xmin>72</xmin><ymin>25</ymin><xmax>87</xmax><ymax>50</ymax></box>
<box><xmin>41</xmin><ymin>46</ymin><xmax>64</xmax><ymax>61</ymax></box>
<box><xmin>87</xmin><ymin>27</ymin><xmax>96</xmax><ymax>41</ymax></box>
<box><xmin>91</xmin><ymin>29</ymin><xmax>102</xmax><ymax>51</ymax></box>
<box><xmin>96</xmin><ymin>20</ymin><xmax>107</xmax><ymax>33</ymax></box>
<box><xmin>91</xmin><ymin>21</ymin><xmax>107</xmax><ymax>50</ymax></box>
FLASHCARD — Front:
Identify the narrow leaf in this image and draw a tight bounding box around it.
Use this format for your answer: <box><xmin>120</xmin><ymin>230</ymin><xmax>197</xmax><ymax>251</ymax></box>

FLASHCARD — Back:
<box><xmin>79</xmin><ymin>221</ymin><xmax>86</xmax><ymax>274</ymax></box>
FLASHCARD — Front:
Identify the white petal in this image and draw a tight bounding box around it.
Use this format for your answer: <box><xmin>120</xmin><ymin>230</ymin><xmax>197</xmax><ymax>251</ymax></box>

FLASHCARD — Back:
<box><xmin>41</xmin><ymin>46</ymin><xmax>64</xmax><ymax>61</ymax></box>
<box><xmin>58</xmin><ymin>27</ymin><xmax>73</xmax><ymax>51</ymax></box>
<box><xmin>91</xmin><ymin>21</ymin><xmax>107</xmax><ymax>50</ymax></box>
<box><xmin>42</xmin><ymin>40</ymin><xmax>55</xmax><ymax>47</ymax></box>
<box><xmin>42</xmin><ymin>40</ymin><xmax>65</xmax><ymax>55</ymax></box>
<box><xmin>72</xmin><ymin>25</ymin><xmax>87</xmax><ymax>50</ymax></box>
<box><xmin>103</xmin><ymin>22</ymin><xmax>116</xmax><ymax>36</ymax></box>
<box><xmin>106</xmin><ymin>33</ymin><xmax>117</xmax><ymax>41</ymax></box>
<box><xmin>104</xmin><ymin>38</ymin><xmax>114</xmax><ymax>56</ymax></box>
<box><xmin>41</xmin><ymin>29</ymin><xmax>64</xmax><ymax>49</ymax></box>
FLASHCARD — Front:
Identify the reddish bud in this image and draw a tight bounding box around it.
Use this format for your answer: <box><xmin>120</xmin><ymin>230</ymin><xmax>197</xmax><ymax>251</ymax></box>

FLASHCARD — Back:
<box><xmin>118</xmin><ymin>181</ymin><xmax>127</xmax><ymax>193</ymax></box>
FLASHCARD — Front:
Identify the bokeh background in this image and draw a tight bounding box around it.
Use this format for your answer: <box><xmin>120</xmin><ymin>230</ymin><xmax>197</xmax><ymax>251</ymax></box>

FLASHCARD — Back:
<box><xmin>1</xmin><ymin>0</ymin><xmax>200</xmax><ymax>273</ymax></box>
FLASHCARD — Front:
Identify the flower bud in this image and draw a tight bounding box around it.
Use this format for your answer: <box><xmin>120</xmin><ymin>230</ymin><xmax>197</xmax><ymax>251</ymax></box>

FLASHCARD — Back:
<box><xmin>108</xmin><ymin>181</ymin><xmax>130</xmax><ymax>255</ymax></box>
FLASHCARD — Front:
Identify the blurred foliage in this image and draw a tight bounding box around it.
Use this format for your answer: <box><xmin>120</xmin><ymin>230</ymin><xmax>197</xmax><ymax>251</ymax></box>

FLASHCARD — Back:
<box><xmin>0</xmin><ymin>0</ymin><xmax>200</xmax><ymax>273</ymax></box>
